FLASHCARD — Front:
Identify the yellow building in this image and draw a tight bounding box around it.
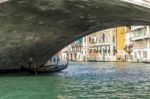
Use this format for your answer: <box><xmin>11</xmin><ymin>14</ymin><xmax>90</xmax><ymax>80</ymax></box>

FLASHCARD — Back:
<box><xmin>116</xmin><ymin>26</ymin><xmax>126</xmax><ymax>61</ymax></box>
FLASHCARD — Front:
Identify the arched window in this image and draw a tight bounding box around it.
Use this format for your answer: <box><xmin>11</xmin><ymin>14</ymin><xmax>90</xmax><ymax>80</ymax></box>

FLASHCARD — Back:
<box><xmin>102</xmin><ymin>33</ymin><xmax>105</xmax><ymax>43</ymax></box>
<box><xmin>113</xmin><ymin>35</ymin><xmax>115</xmax><ymax>43</ymax></box>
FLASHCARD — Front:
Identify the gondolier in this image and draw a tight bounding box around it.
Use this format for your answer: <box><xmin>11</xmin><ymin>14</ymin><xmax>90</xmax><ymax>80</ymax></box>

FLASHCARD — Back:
<box><xmin>28</xmin><ymin>57</ymin><xmax>33</xmax><ymax>69</ymax></box>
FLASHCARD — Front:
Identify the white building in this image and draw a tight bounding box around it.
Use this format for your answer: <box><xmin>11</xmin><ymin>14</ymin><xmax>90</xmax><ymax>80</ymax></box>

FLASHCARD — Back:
<box><xmin>82</xmin><ymin>36</ymin><xmax>91</xmax><ymax>61</ymax></box>
<box><xmin>96</xmin><ymin>28</ymin><xmax>116</xmax><ymax>61</ymax></box>
<box><xmin>69</xmin><ymin>43</ymin><xmax>83</xmax><ymax>61</ymax></box>
<box><xmin>82</xmin><ymin>28</ymin><xmax>117</xmax><ymax>62</ymax></box>
<box><xmin>58</xmin><ymin>39</ymin><xmax>83</xmax><ymax>62</ymax></box>
<box><xmin>59</xmin><ymin>47</ymin><xmax>70</xmax><ymax>61</ymax></box>
<box><xmin>131</xmin><ymin>26</ymin><xmax>150</xmax><ymax>62</ymax></box>
<box><xmin>82</xmin><ymin>33</ymin><xmax>98</xmax><ymax>61</ymax></box>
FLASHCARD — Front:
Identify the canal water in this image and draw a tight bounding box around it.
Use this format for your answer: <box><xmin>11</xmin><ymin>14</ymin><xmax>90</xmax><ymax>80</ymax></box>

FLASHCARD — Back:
<box><xmin>0</xmin><ymin>62</ymin><xmax>150</xmax><ymax>99</ymax></box>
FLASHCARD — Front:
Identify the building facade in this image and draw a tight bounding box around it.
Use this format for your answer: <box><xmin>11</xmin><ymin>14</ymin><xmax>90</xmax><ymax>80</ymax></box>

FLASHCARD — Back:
<box><xmin>53</xmin><ymin>27</ymin><xmax>127</xmax><ymax>62</ymax></box>
<box><xmin>82</xmin><ymin>33</ymin><xmax>98</xmax><ymax>61</ymax></box>
<box><xmin>131</xmin><ymin>26</ymin><xmax>150</xmax><ymax>62</ymax></box>
<box><xmin>59</xmin><ymin>39</ymin><xmax>83</xmax><ymax>62</ymax></box>
<box><xmin>96</xmin><ymin>29</ymin><xmax>117</xmax><ymax>61</ymax></box>
<box><xmin>125</xmin><ymin>27</ymin><xmax>133</xmax><ymax>61</ymax></box>
<box><xmin>116</xmin><ymin>27</ymin><xmax>127</xmax><ymax>61</ymax></box>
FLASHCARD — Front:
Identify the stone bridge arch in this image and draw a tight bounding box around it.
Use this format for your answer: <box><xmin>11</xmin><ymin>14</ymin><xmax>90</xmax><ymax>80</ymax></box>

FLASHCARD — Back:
<box><xmin>0</xmin><ymin>0</ymin><xmax>150</xmax><ymax>68</ymax></box>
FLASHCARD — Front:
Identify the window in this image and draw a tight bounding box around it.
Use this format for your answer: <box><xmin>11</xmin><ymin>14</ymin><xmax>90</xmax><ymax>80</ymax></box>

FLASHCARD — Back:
<box><xmin>102</xmin><ymin>33</ymin><xmax>105</xmax><ymax>43</ymax></box>
<box><xmin>113</xmin><ymin>46</ymin><xmax>116</xmax><ymax>56</ymax></box>
<box><xmin>84</xmin><ymin>38</ymin><xmax>86</xmax><ymax>42</ymax></box>
<box><xmin>94</xmin><ymin>49</ymin><xmax>96</xmax><ymax>53</ymax></box>
<box><xmin>89</xmin><ymin>49</ymin><xmax>92</xmax><ymax>54</ymax></box>
<box><xmin>134</xmin><ymin>52</ymin><xmax>137</xmax><ymax>58</ymax></box>
<box><xmin>89</xmin><ymin>37</ymin><xmax>91</xmax><ymax>43</ymax></box>
<box><xmin>92</xmin><ymin>38</ymin><xmax>94</xmax><ymax>43</ymax></box>
<box><xmin>143</xmin><ymin>51</ymin><xmax>147</xmax><ymax>58</ymax></box>
<box><xmin>143</xmin><ymin>27</ymin><xmax>147</xmax><ymax>36</ymax></box>
<box><xmin>99</xmin><ymin>47</ymin><xmax>101</xmax><ymax>53</ymax></box>
<box><xmin>107</xmin><ymin>46</ymin><xmax>110</xmax><ymax>55</ymax></box>
<box><xmin>113</xmin><ymin>35</ymin><xmax>115</xmax><ymax>43</ymax></box>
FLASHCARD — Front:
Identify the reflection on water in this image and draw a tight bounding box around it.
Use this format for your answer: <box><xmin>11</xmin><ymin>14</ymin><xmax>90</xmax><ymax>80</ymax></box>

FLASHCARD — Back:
<box><xmin>0</xmin><ymin>62</ymin><xmax>150</xmax><ymax>99</ymax></box>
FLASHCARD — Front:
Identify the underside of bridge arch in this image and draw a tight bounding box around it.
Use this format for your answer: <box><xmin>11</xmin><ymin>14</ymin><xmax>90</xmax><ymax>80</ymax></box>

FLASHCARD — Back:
<box><xmin>0</xmin><ymin>0</ymin><xmax>150</xmax><ymax>68</ymax></box>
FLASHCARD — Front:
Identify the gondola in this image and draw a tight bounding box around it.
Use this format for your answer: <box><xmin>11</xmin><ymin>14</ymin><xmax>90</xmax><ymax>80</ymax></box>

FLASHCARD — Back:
<box><xmin>143</xmin><ymin>61</ymin><xmax>150</xmax><ymax>64</ymax></box>
<box><xmin>21</xmin><ymin>61</ymin><xmax>68</xmax><ymax>74</ymax></box>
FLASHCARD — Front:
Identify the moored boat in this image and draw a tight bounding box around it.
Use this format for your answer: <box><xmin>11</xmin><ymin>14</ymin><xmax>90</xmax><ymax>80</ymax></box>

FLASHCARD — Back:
<box><xmin>142</xmin><ymin>59</ymin><xmax>150</xmax><ymax>64</ymax></box>
<box><xmin>143</xmin><ymin>61</ymin><xmax>150</xmax><ymax>64</ymax></box>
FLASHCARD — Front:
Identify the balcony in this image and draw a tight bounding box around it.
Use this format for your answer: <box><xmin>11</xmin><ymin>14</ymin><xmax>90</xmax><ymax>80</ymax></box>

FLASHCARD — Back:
<box><xmin>95</xmin><ymin>42</ymin><xmax>115</xmax><ymax>46</ymax></box>
<box><xmin>131</xmin><ymin>26</ymin><xmax>145</xmax><ymax>31</ymax></box>
<box><xmin>131</xmin><ymin>35</ymin><xmax>150</xmax><ymax>41</ymax></box>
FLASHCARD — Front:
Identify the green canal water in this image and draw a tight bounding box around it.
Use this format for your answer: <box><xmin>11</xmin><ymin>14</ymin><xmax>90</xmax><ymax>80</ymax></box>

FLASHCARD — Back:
<box><xmin>0</xmin><ymin>62</ymin><xmax>150</xmax><ymax>99</ymax></box>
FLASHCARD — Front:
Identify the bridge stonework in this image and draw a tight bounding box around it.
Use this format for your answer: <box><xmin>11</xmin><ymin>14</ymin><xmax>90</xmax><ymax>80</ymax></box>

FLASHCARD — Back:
<box><xmin>0</xmin><ymin>0</ymin><xmax>150</xmax><ymax>68</ymax></box>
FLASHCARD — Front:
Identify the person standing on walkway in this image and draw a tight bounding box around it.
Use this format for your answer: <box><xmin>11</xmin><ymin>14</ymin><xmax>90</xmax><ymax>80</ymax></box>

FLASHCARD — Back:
<box><xmin>57</xmin><ymin>57</ymin><xmax>60</xmax><ymax>65</ymax></box>
<box><xmin>28</xmin><ymin>57</ymin><xmax>33</xmax><ymax>69</ymax></box>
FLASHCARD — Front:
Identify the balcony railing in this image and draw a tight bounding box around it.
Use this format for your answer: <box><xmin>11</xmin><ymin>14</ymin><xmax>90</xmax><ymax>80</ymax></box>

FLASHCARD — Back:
<box><xmin>131</xmin><ymin>35</ymin><xmax>150</xmax><ymax>41</ymax></box>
